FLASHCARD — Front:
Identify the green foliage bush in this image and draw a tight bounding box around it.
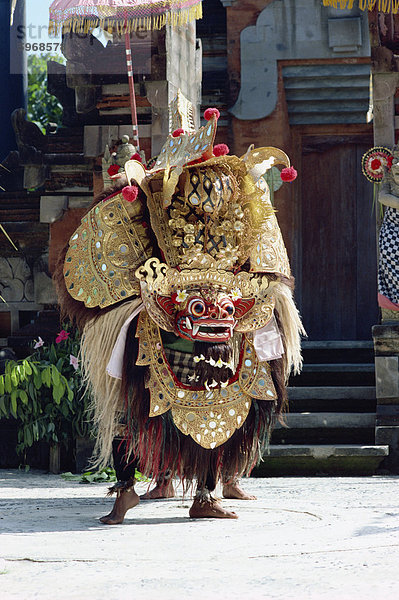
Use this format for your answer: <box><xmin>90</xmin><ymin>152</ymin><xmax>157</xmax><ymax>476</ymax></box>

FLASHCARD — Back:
<box><xmin>27</xmin><ymin>54</ymin><xmax>64</xmax><ymax>132</ymax></box>
<box><xmin>0</xmin><ymin>327</ymin><xmax>92</xmax><ymax>458</ymax></box>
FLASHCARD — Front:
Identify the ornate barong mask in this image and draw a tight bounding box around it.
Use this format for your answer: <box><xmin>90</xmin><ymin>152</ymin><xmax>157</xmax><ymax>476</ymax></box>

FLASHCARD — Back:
<box><xmin>63</xmin><ymin>104</ymin><xmax>299</xmax><ymax>450</ymax></box>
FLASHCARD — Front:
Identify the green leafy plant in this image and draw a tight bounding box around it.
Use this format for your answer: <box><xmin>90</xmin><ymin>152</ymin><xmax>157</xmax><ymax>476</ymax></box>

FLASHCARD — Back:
<box><xmin>0</xmin><ymin>326</ymin><xmax>92</xmax><ymax>459</ymax></box>
<box><xmin>61</xmin><ymin>467</ymin><xmax>117</xmax><ymax>484</ymax></box>
<box><xmin>61</xmin><ymin>467</ymin><xmax>149</xmax><ymax>484</ymax></box>
<box><xmin>27</xmin><ymin>54</ymin><xmax>64</xmax><ymax>132</ymax></box>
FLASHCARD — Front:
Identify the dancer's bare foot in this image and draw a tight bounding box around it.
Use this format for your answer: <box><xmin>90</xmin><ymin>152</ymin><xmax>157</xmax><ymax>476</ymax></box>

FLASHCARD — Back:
<box><xmin>189</xmin><ymin>492</ymin><xmax>238</xmax><ymax>519</ymax></box>
<box><xmin>222</xmin><ymin>481</ymin><xmax>257</xmax><ymax>500</ymax></box>
<box><xmin>140</xmin><ymin>481</ymin><xmax>175</xmax><ymax>500</ymax></box>
<box><xmin>100</xmin><ymin>480</ymin><xmax>139</xmax><ymax>525</ymax></box>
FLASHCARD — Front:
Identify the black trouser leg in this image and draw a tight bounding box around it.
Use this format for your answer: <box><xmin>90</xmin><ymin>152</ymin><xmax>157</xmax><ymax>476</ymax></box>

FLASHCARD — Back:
<box><xmin>204</xmin><ymin>470</ymin><xmax>217</xmax><ymax>493</ymax></box>
<box><xmin>112</xmin><ymin>438</ymin><xmax>138</xmax><ymax>482</ymax></box>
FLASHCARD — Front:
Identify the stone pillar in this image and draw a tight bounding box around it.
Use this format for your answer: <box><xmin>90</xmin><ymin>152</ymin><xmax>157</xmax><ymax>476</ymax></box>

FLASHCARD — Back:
<box><xmin>372</xmin><ymin>72</ymin><xmax>399</xmax><ymax>146</ymax></box>
<box><xmin>373</xmin><ymin>325</ymin><xmax>399</xmax><ymax>472</ymax></box>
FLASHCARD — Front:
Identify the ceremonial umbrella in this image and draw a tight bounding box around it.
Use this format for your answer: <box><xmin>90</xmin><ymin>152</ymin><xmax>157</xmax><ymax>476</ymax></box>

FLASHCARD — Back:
<box><xmin>322</xmin><ymin>0</ymin><xmax>398</xmax><ymax>12</ymax></box>
<box><xmin>48</xmin><ymin>0</ymin><xmax>202</xmax><ymax>150</ymax></box>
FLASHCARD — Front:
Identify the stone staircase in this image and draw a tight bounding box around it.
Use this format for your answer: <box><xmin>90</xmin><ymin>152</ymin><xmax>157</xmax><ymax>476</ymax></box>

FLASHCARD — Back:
<box><xmin>256</xmin><ymin>341</ymin><xmax>389</xmax><ymax>475</ymax></box>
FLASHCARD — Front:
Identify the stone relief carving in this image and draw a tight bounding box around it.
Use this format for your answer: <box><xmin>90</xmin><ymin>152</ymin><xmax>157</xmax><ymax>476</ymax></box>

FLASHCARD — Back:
<box><xmin>0</xmin><ymin>257</ymin><xmax>34</xmax><ymax>303</ymax></box>
<box><xmin>231</xmin><ymin>0</ymin><xmax>370</xmax><ymax>120</ymax></box>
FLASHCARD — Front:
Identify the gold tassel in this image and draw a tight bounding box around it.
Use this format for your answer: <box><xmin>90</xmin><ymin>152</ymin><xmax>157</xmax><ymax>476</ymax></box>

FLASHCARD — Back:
<box><xmin>49</xmin><ymin>3</ymin><xmax>202</xmax><ymax>37</ymax></box>
<box><xmin>324</xmin><ymin>0</ymin><xmax>399</xmax><ymax>9</ymax></box>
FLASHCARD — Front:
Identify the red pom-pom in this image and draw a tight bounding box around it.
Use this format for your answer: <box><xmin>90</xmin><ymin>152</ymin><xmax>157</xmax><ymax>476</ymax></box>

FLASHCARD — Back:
<box><xmin>122</xmin><ymin>185</ymin><xmax>139</xmax><ymax>202</ymax></box>
<box><xmin>172</xmin><ymin>128</ymin><xmax>185</xmax><ymax>137</ymax></box>
<box><xmin>280</xmin><ymin>166</ymin><xmax>297</xmax><ymax>182</ymax></box>
<box><xmin>107</xmin><ymin>164</ymin><xmax>120</xmax><ymax>177</ymax></box>
<box><xmin>130</xmin><ymin>153</ymin><xmax>143</xmax><ymax>163</ymax></box>
<box><xmin>204</xmin><ymin>108</ymin><xmax>220</xmax><ymax>121</ymax></box>
<box><xmin>213</xmin><ymin>143</ymin><xmax>229</xmax><ymax>157</ymax></box>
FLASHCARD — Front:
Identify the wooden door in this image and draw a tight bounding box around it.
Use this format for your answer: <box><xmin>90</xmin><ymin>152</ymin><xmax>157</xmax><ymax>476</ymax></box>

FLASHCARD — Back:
<box><xmin>299</xmin><ymin>138</ymin><xmax>378</xmax><ymax>340</ymax></box>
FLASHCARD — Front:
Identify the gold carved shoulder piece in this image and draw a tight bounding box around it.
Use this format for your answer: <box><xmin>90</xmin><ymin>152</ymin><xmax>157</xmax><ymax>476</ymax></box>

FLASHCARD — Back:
<box><xmin>248</xmin><ymin>178</ymin><xmax>291</xmax><ymax>277</ymax></box>
<box><xmin>241</xmin><ymin>146</ymin><xmax>290</xmax><ymax>182</ymax></box>
<box><xmin>64</xmin><ymin>192</ymin><xmax>153</xmax><ymax>308</ymax></box>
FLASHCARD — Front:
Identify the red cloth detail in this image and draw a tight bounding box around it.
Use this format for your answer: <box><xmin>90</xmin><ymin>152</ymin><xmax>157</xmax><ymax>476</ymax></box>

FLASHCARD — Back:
<box><xmin>281</xmin><ymin>166</ymin><xmax>298</xmax><ymax>182</ymax></box>
<box><xmin>122</xmin><ymin>185</ymin><xmax>139</xmax><ymax>202</ymax></box>
<box><xmin>130</xmin><ymin>153</ymin><xmax>143</xmax><ymax>163</ymax></box>
<box><xmin>387</xmin><ymin>156</ymin><xmax>394</xmax><ymax>170</ymax></box>
<box><xmin>213</xmin><ymin>143</ymin><xmax>229</xmax><ymax>157</ymax></box>
<box><xmin>204</xmin><ymin>108</ymin><xmax>220</xmax><ymax>121</ymax></box>
<box><xmin>378</xmin><ymin>293</ymin><xmax>399</xmax><ymax>310</ymax></box>
<box><xmin>172</xmin><ymin>128</ymin><xmax>185</xmax><ymax>137</ymax></box>
<box><xmin>107</xmin><ymin>164</ymin><xmax>120</xmax><ymax>176</ymax></box>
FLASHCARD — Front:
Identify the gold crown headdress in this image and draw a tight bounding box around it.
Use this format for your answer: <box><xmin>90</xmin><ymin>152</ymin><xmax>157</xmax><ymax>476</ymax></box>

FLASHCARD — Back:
<box><xmin>64</xmin><ymin>96</ymin><xmax>294</xmax><ymax>333</ymax></box>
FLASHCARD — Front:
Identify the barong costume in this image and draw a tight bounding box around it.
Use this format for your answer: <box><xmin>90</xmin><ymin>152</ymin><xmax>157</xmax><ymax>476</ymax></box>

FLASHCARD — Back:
<box><xmin>55</xmin><ymin>109</ymin><xmax>304</xmax><ymax>491</ymax></box>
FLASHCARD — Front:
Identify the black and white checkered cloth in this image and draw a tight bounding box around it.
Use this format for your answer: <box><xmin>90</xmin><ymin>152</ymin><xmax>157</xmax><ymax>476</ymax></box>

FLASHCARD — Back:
<box><xmin>379</xmin><ymin>206</ymin><xmax>399</xmax><ymax>305</ymax></box>
<box><xmin>163</xmin><ymin>347</ymin><xmax>196</xmax><ymax>385</ymax></box>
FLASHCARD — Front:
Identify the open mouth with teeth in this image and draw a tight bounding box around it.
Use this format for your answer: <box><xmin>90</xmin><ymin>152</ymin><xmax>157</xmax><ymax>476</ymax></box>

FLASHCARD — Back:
<box><xmin>176</xmin><ymin>317</ymin><xmax>235</xmax><ymax>342</ymax></box>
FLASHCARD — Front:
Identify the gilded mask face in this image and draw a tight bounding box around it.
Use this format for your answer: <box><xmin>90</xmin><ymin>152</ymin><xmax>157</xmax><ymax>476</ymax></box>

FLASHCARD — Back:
<box><xmin>156</xmin><ymin>287</ymin><xmax>255</xmax><ymax>342</ymax></box>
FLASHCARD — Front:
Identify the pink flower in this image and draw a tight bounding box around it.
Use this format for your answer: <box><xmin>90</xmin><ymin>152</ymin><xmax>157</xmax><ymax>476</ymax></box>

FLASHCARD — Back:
<box><xmin>69</xmin><ymin>354</ymin><xmax>78</xmax><ymax>370</ymax></box>
<box><xmin>34</xmin><ymin>336</ymin><xmax>44</xmax><ymax>349</ymax></box>
<box><xmin>56</xmin><ymin>330</ymin><xmax>70</xmax><ymax>344</ymax></box>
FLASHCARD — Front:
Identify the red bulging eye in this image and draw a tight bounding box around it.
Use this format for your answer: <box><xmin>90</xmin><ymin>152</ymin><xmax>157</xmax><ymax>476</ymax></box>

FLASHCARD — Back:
<box><xmin>219</xmin><ymin>299</ymin><xmax>235</xmax><ymax>317</ymax></box>
<box><xmin>188</xmin><ymin>298</ymin><xmax>206</xmax><ymax>317</ymax></box>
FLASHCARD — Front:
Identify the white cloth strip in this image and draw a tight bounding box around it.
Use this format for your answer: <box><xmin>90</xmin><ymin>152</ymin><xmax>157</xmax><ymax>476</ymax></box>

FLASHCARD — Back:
<box><xmin>252</xmin><ymin>315</ymin><xmax>284</xmax><ymax>362</ymax></box>
<box><xmin>106</xmin><ymin>303</ymin><xmax>144</xmax><ymax>379</ymax></box>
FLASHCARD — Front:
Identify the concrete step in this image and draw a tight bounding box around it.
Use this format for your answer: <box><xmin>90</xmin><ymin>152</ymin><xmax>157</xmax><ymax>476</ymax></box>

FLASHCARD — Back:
<box><xmin>288</xmin><ymin>386</ymin><xmax>376</xmax><ymax>400</ymax></box>
<box><xmin>253</xmin><ymin>444</ymin><xmax>389</xmax><ymax>476</ymax></box>
<box><xmin>300</xmin><ymin>341</ymin><xmax>375</xmax><ymax>365</ymax></box>
<box><xmin>276</xmin><ymin>412</ymin><xmax>375</xmax><ymax>429</ymax></box>
<box><xmin>290</xmin><ymin>365</ymin><xmax>375</xmax><ymax>387</ymax></box>
<box><xmin>301</xmin><ymin>341</ymin><xmax>373</xmax><ymax>349</ymax></box>
<box><xmin>268</xmin><ymin>444</ymin><xmax>389</xmax><ymax>458</ymax></box>
<box><xmin>301</xmin><ymin>363</ymin><xmax>375</xmax><ymax>373</ymax></box>
<box><xmin>287</xmin><ymin>386</ymin><xmax>377</xmax><ymax>414</ymax></box>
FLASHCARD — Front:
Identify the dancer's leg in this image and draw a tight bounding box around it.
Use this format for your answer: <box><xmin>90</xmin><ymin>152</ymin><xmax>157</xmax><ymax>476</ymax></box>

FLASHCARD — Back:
<box><xmin>100</xmin><ymin>438</ymin><xmax>140</xmax><ymax>525</ymax></box>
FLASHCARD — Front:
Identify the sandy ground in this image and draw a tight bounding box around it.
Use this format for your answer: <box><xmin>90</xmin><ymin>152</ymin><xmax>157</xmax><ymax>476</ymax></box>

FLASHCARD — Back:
<box><xmin>1</xmin><ymin>470</ymin><xmax>399</xmax><ymax>600</ymax></box>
